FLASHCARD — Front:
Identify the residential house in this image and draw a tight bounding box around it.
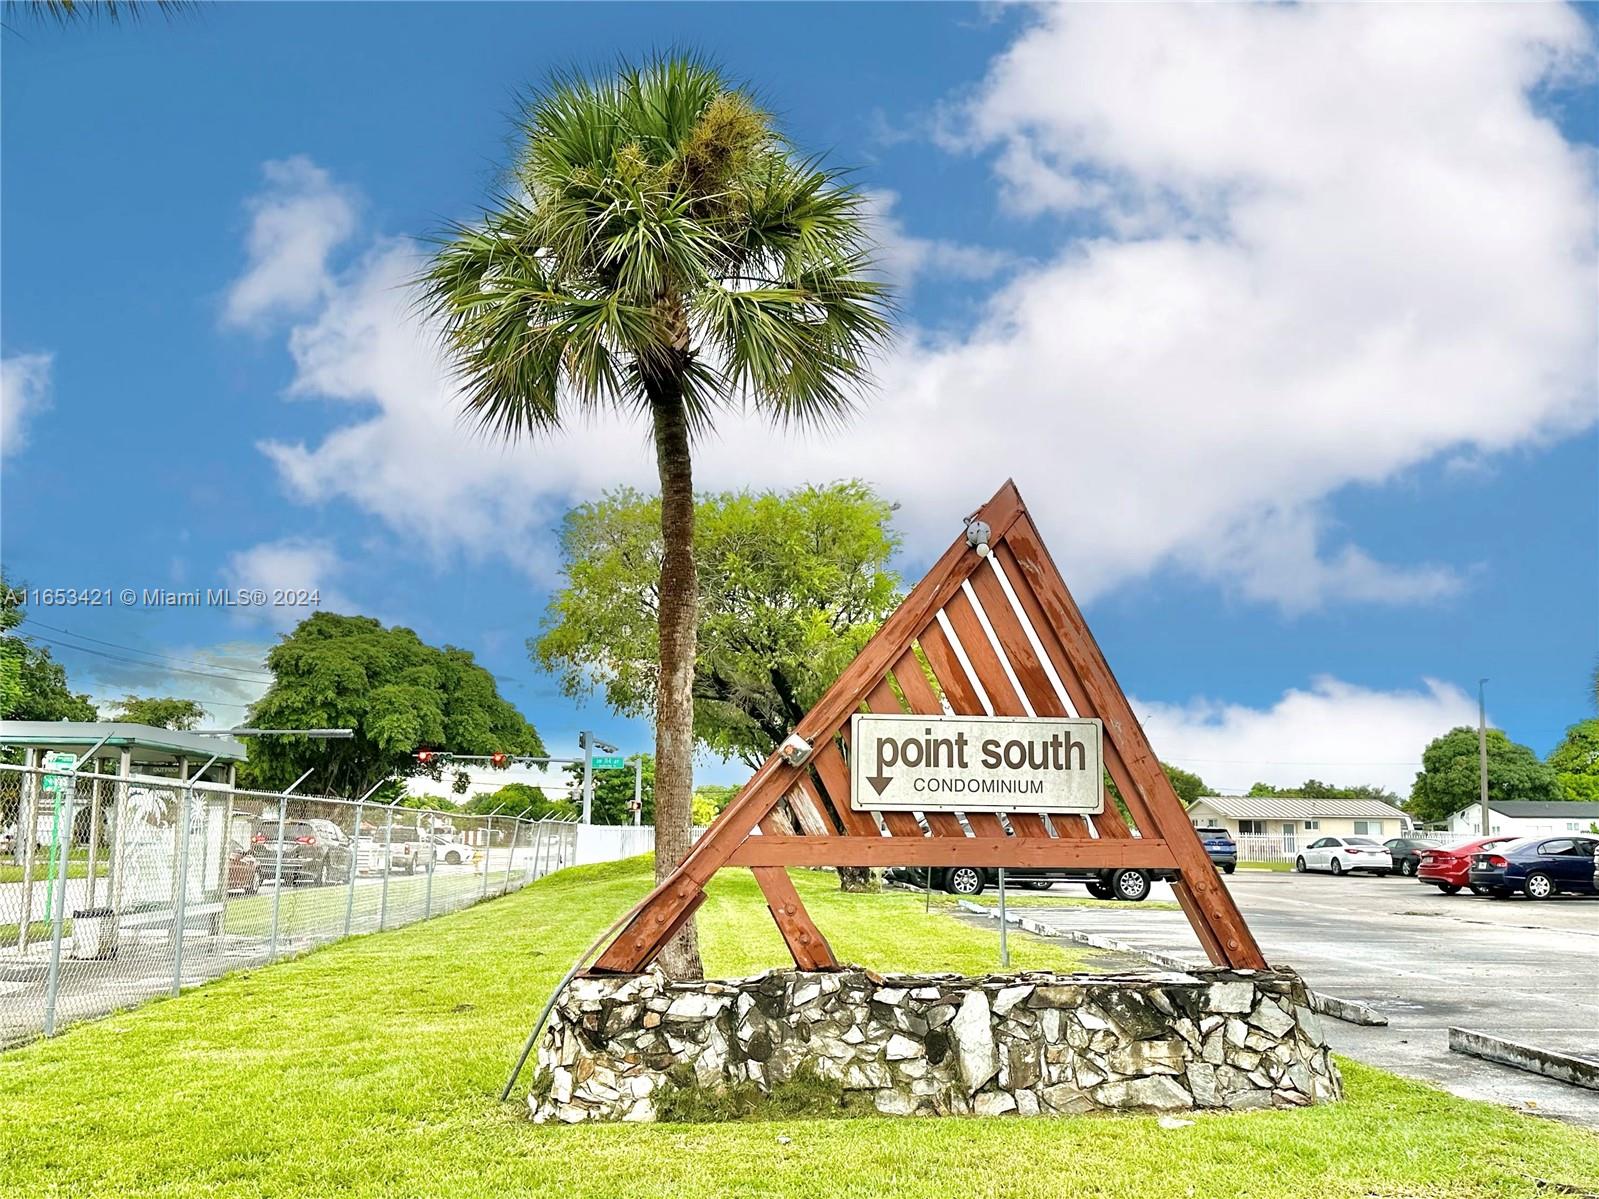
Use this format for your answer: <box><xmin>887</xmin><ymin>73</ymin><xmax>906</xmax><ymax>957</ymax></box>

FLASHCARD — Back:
<box><xmin>1442</xmin><ymin>800</ymin><xmax>1599</xmax><ymax>839</ymax></box>
<box><xmin>1184</xmin><ymin>794</ymin><xmax>1412</xmax><ymax>855</ymax></box>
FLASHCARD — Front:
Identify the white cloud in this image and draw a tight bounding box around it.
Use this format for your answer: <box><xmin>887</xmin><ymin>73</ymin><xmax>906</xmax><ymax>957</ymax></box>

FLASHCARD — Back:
<box><xmin>225</xmin><ymin>537</ymin><xmax>351</xmax><ymax>628</ymax></box>
<box><xmin>864</xmin><ymin>189</ymin><xmax>1011</xmax><ymax>290</ymax></box>
<box><xmin>223</xmin><ymin>157</ymin><xmax>358</xmax><ymax>329</ymax></box>
<box><xmin>234</xmin><ymin>4</ymin><xmax>1595</xmax><ymax>610</ymax></box>
<box><xmin>78</xmin><ymin>640</ymin><xmax>275</xmax><ymax>728</ymax></box>
<box><xmin>1</xmin><ymin>353</ymin><xmax>53</xmax><ymax>458</ymax></box>
<box><xmin>1133</xmin><ymin>676</ymin><xmax>1480</xmax><ymax>798</ymax></box>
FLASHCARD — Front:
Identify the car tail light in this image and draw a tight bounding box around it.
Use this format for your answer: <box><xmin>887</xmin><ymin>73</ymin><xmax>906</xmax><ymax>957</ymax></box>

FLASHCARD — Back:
<box><xmin>295</xmin><ymin>835</ymin><xmax>316</xmax><ymax>845</ymax></box>
<box><xmin>251</xmin><ymin>833</ymin><xmax>266</xmax><ymax>844</ymax></box>
<box><xmin>1485</xmin><ymin>855</ymin><xmax>1507</xmax><ymax>867</ymax></box>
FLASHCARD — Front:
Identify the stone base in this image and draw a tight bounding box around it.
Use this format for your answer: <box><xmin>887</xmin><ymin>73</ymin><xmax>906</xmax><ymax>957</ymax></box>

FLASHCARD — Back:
<box><xmin>528</xmin><ymin>967</ymin><xmax>1341</xmax><ymax>1123</ymax></box>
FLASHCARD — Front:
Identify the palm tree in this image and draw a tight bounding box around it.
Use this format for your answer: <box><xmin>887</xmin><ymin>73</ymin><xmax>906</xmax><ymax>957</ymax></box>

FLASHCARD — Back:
<box><xmin>423</xmin><ymin>57</ymin><xmax>891</xmax><ymax>977</ymax></box>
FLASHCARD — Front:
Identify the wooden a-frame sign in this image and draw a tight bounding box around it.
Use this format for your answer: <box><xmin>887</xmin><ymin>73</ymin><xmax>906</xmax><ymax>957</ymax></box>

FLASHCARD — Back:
<box><xmin>591</xmin><ymin>481</ymin><xmax>1266</xmax><ymax>975</ymax></box>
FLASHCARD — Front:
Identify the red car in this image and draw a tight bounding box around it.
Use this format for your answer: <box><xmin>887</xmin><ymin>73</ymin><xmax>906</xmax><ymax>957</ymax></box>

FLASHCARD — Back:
<box><xmin>1417</xmin><ymin>835</ymin><xmax>1518</xmax><ymax>894</ymax></box>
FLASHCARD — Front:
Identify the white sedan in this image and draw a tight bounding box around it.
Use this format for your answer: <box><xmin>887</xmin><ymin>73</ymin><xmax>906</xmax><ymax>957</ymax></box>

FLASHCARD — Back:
<box><xmin>431</xmin><ymin>837</ymin><xmax>477</xmax><ymax>867</ymax></box>
<box><xmin>1295</xmin><ymin>836</ymin><xmax>1393</xmax><ymax>876</ymax></box>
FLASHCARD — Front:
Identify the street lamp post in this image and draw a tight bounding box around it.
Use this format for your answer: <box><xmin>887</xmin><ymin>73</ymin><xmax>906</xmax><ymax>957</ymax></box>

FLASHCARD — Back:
<box><xmin>1478</xmin><ymin>678</ymin><xmax>1491</xmax><ymax>837</ymax></box>
<box><xmin>579</xmin><ymin>732</ymin><xmax>618</xmax><ymax>825</ymax></box>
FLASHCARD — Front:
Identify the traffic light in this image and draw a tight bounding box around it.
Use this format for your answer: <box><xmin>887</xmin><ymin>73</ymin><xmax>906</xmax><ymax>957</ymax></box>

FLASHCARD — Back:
<box><xmin>416</xmin><ymin>750</ymin><xmax>434</xmax><ymax>765</ymax></box>
<box><xmin>491</xmin><ymin>752</ymin><xmax>508</xmax><ymax>769</ymax></box>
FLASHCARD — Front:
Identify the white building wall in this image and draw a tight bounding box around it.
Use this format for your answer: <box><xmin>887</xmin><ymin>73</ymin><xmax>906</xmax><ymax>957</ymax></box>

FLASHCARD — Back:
<box><xmin>1445</xmin><ymin>808</ymin><xmax>1599</xmax><ymax>838</ymax></box>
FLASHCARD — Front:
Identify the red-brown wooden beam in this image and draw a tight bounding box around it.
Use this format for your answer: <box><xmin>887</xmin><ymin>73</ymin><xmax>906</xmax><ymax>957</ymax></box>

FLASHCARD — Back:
<box><xmin>751</xmin><ymin>867</ymin><xmax>839</xmax><ymax>970</ymax></box>
<box><xmin>729</xmin><ymin>836</ymin><xmax>1175</xmax><ymax>869</ymax></box>
<box><xmin>1002</xmin><ymin>514</ymin><xmax>1265</xmax><ymax>969</ymax></box>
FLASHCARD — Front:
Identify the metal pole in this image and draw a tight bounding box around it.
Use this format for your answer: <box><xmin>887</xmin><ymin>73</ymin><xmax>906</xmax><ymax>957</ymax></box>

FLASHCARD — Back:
<box><xmin>378</xmin><ymin>806</ymin><xmax>394</xmax><ymax>931</ymax></box>
<box><xmin>503</xmin><ymin>819</ymin><xmax>519</xmax><ymax>893</ymax></box>
<box><xmin>581</xmin><ymin>733</ymin><xmax>593</xmax><ymax>824</ymax></box>
<box><xmin>997</xmin><ymin>867</ymin><xmax>1009</xmax><ymax>969</ymax></box>
<box><xmin>344</xmin><ymin>798</ymin><xmax>363</xmax><ymax>936</ymax></box>
<box><xmin>42</xmin><ymin>777</ymin><xmax>76</xmax><ymax>1036</ymax></box>
<box><xmin>528</xmin><ymin>821</ymin><xmax>545</xmax><ymax>884</ymax></box>
<box><xmin>85</xmin><ymin>766</ymin><xmax>104</xmax><ymax>910</ymax></box>
<box><xmin>170</xmin><ymin>756</ymin><xmax>215</xmax><ymax>996</ymax></box>
<box><xmin>267</xmin><ymin>798</ymin><xmax>288</xmax><ymax>962</ymax></box>
<box><xmin>482</xmin><ymin>813</ymin><xmax>495</xmax><ymax>899</ymax></box>
<box><xmin>632</xmin><ymin>755</ymin><xmax>642</xmax><ymax>827</ymax></box>
<box><xmin>18</xmin><ymin>749</ymin><xmax>40</xmax><ymax>953</ymax></box>
<box><xmin>925</xmin><ymin>867</ymin><xmax>932</xmax><ymax>912</ymax></box>
<box><xmin>424</xmin><ymin>811</ymin><xmax>436</xmax><ymax>918</ymax></box>
<box><xmin>1478</xmin><ymin>678</ymin><xmax>1491</xmax><ymax>836</ymax></box>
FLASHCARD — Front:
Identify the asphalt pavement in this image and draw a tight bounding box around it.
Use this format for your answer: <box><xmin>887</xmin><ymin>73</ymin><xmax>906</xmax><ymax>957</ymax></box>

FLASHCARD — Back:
<box><xmin>1009</xmin><ymin>869</ymin><xmax>1599</xmax><ymax>1128</ymax></box>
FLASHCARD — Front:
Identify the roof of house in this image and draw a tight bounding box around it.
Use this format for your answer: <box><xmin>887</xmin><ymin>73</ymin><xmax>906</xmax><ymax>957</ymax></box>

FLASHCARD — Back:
<box><xmin>1453</xmin><ymin>800</ymin><xmax>1599</xmax><ymax>820</ymax></box>
<box><xmin>1188</xmin><ymin>795</ymin><xmax>1410</xmax><ymax>821</ymax></box>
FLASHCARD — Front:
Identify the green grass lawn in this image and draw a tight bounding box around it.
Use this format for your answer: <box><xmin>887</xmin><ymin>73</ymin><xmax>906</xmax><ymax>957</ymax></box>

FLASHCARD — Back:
<box><xmin>1</xmin><ymin>856</ymin><xmax>1594</xmax><ymax>1199</ymax></box>
<box><xmin>1239</xmin><ymin>861</ymin><xmax>1293</xmax><ymax>872</ymax></box>
<box><xmin>0</xmin><ymin>857</ymin><xmax>109</xmax><ymax>884</ymax></box>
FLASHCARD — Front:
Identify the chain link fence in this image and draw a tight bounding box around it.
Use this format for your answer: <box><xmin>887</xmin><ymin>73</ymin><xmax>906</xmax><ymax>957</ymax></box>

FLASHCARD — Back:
<box><xmin>0</xmin><ymin>763</ymin><xmax>579</xmax><ymax>1047</ymax></box>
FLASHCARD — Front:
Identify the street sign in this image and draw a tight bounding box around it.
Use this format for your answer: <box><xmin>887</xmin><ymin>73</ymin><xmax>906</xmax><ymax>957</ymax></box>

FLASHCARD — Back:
<box><xmin>848</xmin><ymin>713</ymin><xmax>1103</xmax><ymax>815</ymax></box>
<box><xmin>592</xmin><ymin>755</ymin><xmax>626</xmax><ymax>770</ymax></box>
<box><xmin>40</xmin><ymin>750</ymin><xmax>75</xmax><ymax>796</ymax></box>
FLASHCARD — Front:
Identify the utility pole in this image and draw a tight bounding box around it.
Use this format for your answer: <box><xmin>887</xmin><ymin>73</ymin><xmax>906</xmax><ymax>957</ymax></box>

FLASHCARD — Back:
<box><xmin>632</xmin><ymin>755</ymin><xmax>643</xmax><ymax>827</ymax></box>
<box><xmin>1478</xmin><ymin>678</ymin><xmax>1491</xmax><ymax>836</ymax></box>
<box><xmin>578</xmin><ymin>731</ymin><xmax>618</xmax><ymax>824</ymax></box>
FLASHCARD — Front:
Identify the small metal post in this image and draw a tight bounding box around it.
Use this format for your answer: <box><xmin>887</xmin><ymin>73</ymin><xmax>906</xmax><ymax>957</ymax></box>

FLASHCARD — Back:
<box><xmin>527</xmin><ymin>821</ymin><xmax>545</xmax><ymax>884</ymax></box>
<box><xmin>925</xmin><ymin>867</ymin><xmax>932</xmax><ymax>912</ymax></box>
<box><xmin>41</xmin><ymin>778</ymin><xmax>76</xmax><ymax>1036</ymax></box>
<box><xmin>85</xmin><ymin>766</ymin><xmax>104</xmax><ymax>909</ymax></box>
<box><xmin>267</xmin><ymin>799</ymin><xmax>288</xmax><ymax>963</ymax></box>
<box><xmin>581</xmin><ymin>732</ymin><xmax>593</xmax><ymax>824</ymax></box>
<box><xmin>503</xmin><ymin>819</ymin><xmax>519</xmax><ymax>894</ymax></box>
<box><xmin>18</xmin><ymin>749</ymin><xmax>40</xmax><ymax>954</ymax></box>
<box><xmin>344</xmin><ymin>799</ymin><xmax>363</xmax><ymax>937</ymax></box>
<box><xmin>170</xmin><ymin>776</ymin><xmax>198</xmax><ymax>996</ymax></box>
<box><xmin>378</xmin><ymin>807</ymin><xmax>394</xmax><ymax>931</ymax></box>
<box><xmin>423</xmin><ymin>817</ymin><xmax>436</xmax><ymax>918</ymax></box>
<box><xmin>997</xmin><ymin>866</ymin><xmax>1009</xmax><ymax>969</ymax></box>
<box><xmin>1478</xmin><ymin>678</ymin><xmax>1491</xmax><ymax>836</ymax></box>
<box><xmin>481</xmin><ymin>813</ymin><xmax>495</xmax><ymax>899</ymax></box>
<box><xmin>632</xmin><ymin>756</ymin><xmax>642</xmax><ymax>827</ymax></box>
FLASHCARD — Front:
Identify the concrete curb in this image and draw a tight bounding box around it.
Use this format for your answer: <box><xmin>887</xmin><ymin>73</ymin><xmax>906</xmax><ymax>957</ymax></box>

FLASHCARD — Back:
<box><xmin>955</xmin><ymin>900</ymin><xmax>1388</xmax><ymax>1026</ymax></box>
<box><xmin>1448</xmin><ymin>1028</ymin><xmax>1599</xmax><ymax>1091</ymax></box>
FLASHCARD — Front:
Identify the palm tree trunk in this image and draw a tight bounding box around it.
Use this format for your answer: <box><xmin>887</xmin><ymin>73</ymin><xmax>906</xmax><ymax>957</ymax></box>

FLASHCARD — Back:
<box><xmin>649</xmin><ymin>387</ymin><xmax>704</xmax><ymax>980</ymax></box>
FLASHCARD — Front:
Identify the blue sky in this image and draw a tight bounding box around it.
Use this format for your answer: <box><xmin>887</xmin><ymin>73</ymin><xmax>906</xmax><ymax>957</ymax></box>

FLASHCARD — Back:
<box><xmin>3</xmin><ymin>3</ymin><xmax>1595</xmax><ymax>798</ymax></box>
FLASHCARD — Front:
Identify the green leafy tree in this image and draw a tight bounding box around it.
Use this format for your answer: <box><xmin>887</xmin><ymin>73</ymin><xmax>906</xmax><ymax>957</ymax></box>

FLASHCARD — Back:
<box><xmin>242</xmin><ymin>612</ymin><xmax>544</xmax><ymax>798</ymax></box>
<box><xmin>464</xmin><ymin>782</ymin><xmax>571</xmax><ymax>820</ymax></box>
<box><xmin>692</xmin><ymin>783</ymin><xmax>742</xmax><ymax>827</ymax></box>
<box><xmin>1245</xmin><ymin>778</ymin><xmax>1399</xmax><ymax>803</ymax></box>
<box><xmin>1408</xmin><ymin>726</ymin><xmax>1563</xmax><ymax>824</ymax></box>
<box><xmin>562</xmin><ymin>755</ymin><xmax>654</xmax><ymax>825</ymax></box>
<box><xmin>1547</xmin><ymin>719</ymin><xmax>1599</xmax><ymax>804</ymax></box>
<box><xmin>1</xmin><ymin>573</ymin><xmax>97</xmax><ymax>724</ymax></box>
<box><xmin>537</xmin><ymin>483</ymin><xmax>900</xmax><ymax>765</ymax></box>
<box><xmin>1110</xmin><ymin>763</ymin><xmax>1211</xmax><ymax>818</ymax></box>
<box><xmin>424</xmin><ymin>57</ymin><xmax>890</xmax><ymax>977</ymax></box>
<box><xmin>108</xmin><ymin>695</ymin><xmax>205</xmax><ymax>730</ymax></box>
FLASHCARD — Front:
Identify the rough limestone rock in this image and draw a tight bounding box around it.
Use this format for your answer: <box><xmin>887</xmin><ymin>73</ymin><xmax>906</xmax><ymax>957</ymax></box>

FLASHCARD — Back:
<box><xmin>527</xmin><ymin>966</ymin><xmax>1341</xmax><ymax>1123</ymax></box>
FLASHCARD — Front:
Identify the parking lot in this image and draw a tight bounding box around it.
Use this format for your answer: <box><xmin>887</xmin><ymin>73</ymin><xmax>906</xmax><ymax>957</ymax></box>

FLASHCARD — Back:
<box><xmin>1012</xmin><ymin>870</ymin><xmax>1599</xmax><ymax>1127</ymax></box>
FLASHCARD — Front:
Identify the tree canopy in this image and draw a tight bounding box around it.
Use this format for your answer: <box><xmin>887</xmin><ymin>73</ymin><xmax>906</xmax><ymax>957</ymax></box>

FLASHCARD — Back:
<box><xmin>1407</xmin><ymin>726</ymin><xmax>1563</xmax><ymax>824</ymax></box>
<box><xmin>464</xmin><ymin>782</ymin><xmax>572</xmax><ymax>821</ymax></box>
<box><xmin>536</xmin><ymin>482</ymin><xmax>901</xmax><ymax>766</ymax></box>
<box><xmin>108</xmin><ymin>695</ymin><xmax>206</xmax><ymax>730</ymax></box>
<box><xmin>1245</xmin><ymin>778</ymin><xmax>1399</xmax><ymax>803</ymax></box>
<box><xmin>242</xmin><ymin>612</ymin><xmax>544</xmax><ymax>798</ymax></box>
<box><xmin>1</xmin><ymin>574</ymin><xmax>96</xmax><ymax>724</ymax></box>
<box><xmin>1547</xmin><ymin>718</ymin><xmax>1599</xmax><ymax>804</ymax></box>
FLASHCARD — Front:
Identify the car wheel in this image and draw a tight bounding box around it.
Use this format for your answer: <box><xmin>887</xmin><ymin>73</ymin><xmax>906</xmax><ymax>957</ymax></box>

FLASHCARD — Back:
<box><xmin>1023</xmin><ymin>880</ymin><xmax>1054</xmax><ymax>891</ymax></box>
<box><xmin>1222</xmin><ymin>863</ymin><xmax>1236</xmax><ymax>875</ymax></box>
<box><xmin>1110</xmin><ymin>869</ymin><xmax>1150</xmax><ymax>902</ymax></box>
<box><xmin>1468</xmin><ymin>884</ymin><xmax>1491</xmax><ymax>896</ymax></box>
<box><xmin>1084</xmin><ymin>881</ymin><xmax>1113</xmax><ymax>900</ymax></box>
<box><xmin>446</xmin><ymin>851</ymin><xmax>461</xmax><ymax>866</ymax></box>
<box><xmin>946</xmin><ymin>867</ymin><xmax>984</xmax><ymax>897</ymax></box>
<box><xmin>1437</xmin><ymin>883</ymin><xmax>1461</xmax><ymax>894</ymax></box>
<box><xmin>1489</xmin><ymin>888</ymin><xmax>1513</xmax><ymax>900</ymax></box>
<box><xmin>1400</xmin><ymin>859</ymin><xmax>1416</xmax><ymax>877</ymax></box>
<box><xmin>1523</xmin><ymin>872</ymin><xmax>1555</xmax><ymax>900</ymax></box>
<box><xmin>1330</xmin><ymin>857</ymin><xmax>1344</xmax><ymax>876</ymax></box>
<box><xmin>1294</xmin><ymin>856</ymin><xmax>1307</xmax><ymax>873</ymax></box>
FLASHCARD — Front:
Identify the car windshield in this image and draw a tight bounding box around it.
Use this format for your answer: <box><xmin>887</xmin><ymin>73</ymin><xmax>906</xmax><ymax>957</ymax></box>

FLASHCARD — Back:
<box><xmin>1345</xmin><ymin>838</ymin><xmax>1381</xmax><ymax>847</ymax></box>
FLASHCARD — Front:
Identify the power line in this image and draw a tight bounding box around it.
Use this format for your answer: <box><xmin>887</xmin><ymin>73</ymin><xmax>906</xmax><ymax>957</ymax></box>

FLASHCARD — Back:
<box><xmin>18</xmin><ymin>618</ymin><xmax>274</xmax><ymax>680</ymax></box>
<box><xmin>19</xmin><ymin>632</ymin><xmax>275</xmax><ymax>688</ymax></box>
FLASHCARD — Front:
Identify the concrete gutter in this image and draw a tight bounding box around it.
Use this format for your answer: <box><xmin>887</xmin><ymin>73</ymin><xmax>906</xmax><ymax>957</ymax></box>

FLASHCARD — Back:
<box><xmin>955</xmin><ymin>899</ymin><xmax>1389</xmax><ymax>1027</ymax></box>
<box><xmin>1449</xmin><ymin>1028</ymin><xmax>1599</xmax><ymax>1091</ymax></box>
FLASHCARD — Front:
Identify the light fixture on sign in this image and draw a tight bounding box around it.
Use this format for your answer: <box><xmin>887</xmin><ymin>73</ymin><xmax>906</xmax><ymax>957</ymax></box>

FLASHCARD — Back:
<box><xmin>964</xmin><ymin>517</ymin><xmax>991</xmax><ymax>558</ymax></box>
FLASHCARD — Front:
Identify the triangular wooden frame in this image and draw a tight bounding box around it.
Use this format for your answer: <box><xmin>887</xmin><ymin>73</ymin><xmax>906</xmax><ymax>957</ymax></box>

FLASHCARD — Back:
<box><xmin>591</xmin><ymin>481</ymin><xmax>1266</xmax><ymax>975</ymax></box>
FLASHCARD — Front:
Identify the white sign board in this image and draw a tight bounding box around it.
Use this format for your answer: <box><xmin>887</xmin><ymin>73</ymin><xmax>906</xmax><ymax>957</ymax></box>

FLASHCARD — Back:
<box><xmin>849</xmin><ymin>714</ymin><xmax>1103</xmax><ymax>815</ymax></box>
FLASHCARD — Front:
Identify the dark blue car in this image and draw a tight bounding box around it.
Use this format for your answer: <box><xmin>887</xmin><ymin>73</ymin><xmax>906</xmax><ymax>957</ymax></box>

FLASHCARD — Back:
<box><xmin>1467</xmin><ymin>833</ymin><xmax>1599</xmax><ymax>900</ymax></box>
<box><xmin>1194</xmin><ymin>827</ymin><xmax>1238</xmax><ymax>874</ymax></box>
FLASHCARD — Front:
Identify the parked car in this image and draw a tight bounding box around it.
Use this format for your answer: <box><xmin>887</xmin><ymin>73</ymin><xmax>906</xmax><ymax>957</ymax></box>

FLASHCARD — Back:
<box><xmin>1294</xmin><ymin>836</ymin><xmax>1392</xmax><ymax>876</ymax></box>
<box><xmin>1416</xmin><ymin>834</ymin><xmax>1519</xmax><ymax>894</ymax></box>
<box><xmin>1467</xmin><ymin>834</ymin><xmax>1599</xmax><ymax>900</ymax></box>
<box><xmin>890</xmin><ymin>864</ymin><xmax>1168</xmax><ymax>902</ymax></box>
<box><xmin>1194</xmin><ymin>827</ymin><xmax>1238</xmax><ymax>874</ymax></box>
<box><xmin>251</xmin><ymin>817</ymin><xmax>354</xmax><ymax>886</ymax></box>
<box><xmin>431</xmin><ymin>836</ymin><xmax>475</xmax><ymax>867</ymax></box>
<box><xmin>1383</xmin><ymin>836</ymin><xmax>1442</xmax><ymax>878</ymax></box>
<box><xmin>357</xmin><ymin>825</ymin><xmax>436</xmax><ymax>875</ymax></box>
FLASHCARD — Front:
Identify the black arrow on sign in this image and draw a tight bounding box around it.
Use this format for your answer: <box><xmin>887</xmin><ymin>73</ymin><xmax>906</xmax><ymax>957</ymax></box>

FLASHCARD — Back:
<box><xmin>867</xmin><ymin>774</ymin><xmax>893</xmax><ymax>796</ymax></box>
